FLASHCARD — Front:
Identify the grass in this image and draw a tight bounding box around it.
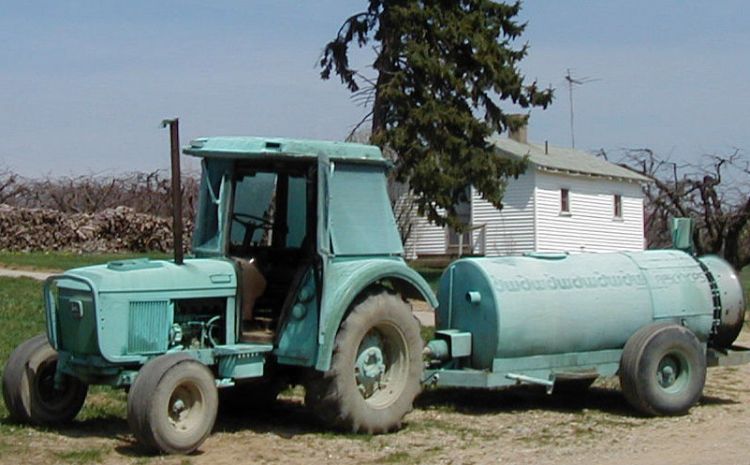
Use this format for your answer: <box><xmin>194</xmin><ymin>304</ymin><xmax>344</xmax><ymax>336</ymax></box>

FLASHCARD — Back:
<box><xmin>0</xmin><ymin>277</ymin><xmax>46</xmax><ymax>381</ymax></box>
<box><xmin>0</xmin><ymin>251</ymin><xmax>169</xmax><ymax>272</ymax></box>
<box><xmin>53</xmin><ymin>448</ymin><xmax>105</xmax><ymax>464</ymax></box>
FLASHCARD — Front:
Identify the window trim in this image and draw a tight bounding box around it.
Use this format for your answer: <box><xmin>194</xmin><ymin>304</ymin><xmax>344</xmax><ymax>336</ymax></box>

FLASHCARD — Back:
<box><xmin>560</xmin><ymin>188</ymin><xmax>571</xmax><ymax>216</ymax></box>
<box><xmin>613</xmin><ymin>193</ymin><xmax>623</xmax><ymax>220</ymax></box>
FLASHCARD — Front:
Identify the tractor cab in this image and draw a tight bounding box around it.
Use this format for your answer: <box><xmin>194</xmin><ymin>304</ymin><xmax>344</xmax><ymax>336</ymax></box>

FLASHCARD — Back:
<box><xmin>183</xmin><ymin>136</ymin><xmax>409</xmax><ymax>347</ymax></box>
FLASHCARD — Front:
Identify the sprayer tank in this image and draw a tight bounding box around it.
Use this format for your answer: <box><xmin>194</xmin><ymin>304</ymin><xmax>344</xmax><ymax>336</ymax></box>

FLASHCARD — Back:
<box><xmin>436</xmin><ymin>250</ymin><xmax>745</xmax><ymax>370</ymax></box>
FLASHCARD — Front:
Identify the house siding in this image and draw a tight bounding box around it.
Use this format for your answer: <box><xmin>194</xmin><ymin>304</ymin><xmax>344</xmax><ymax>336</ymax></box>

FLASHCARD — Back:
<box><xmin>403</xmin><ymin>172</ymin><xmax>536</xmax><ymax>258</ymax></box>
<box><xmin>403</xmin><ymin>167</ymin><xmax>645</xmax><ymax>258</ymax></box>
<box><xmin>403</xmin><ymin>207</ymin><xmax>446</xmax><ymax>259</ymax></box>
<box><xmin>534</xmin><ymin>170</ymin><xmax>645</xmax><ymax>252</ymax></box>
<box><xmin>471</xmin><ymin>171</ymin><xmax>535</xmax><ymax>256</ymax></box>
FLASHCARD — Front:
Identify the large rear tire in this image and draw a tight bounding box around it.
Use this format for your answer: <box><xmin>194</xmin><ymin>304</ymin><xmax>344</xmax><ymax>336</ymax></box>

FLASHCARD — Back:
<box><xmin>305</xmin><ymin>291</ymin><xmax>422</xmax><ymax>434</ymax></box>
<box><xmin>619</xmin><ymin>323</ymin><xmax>706</xmax><ymax>416</ymax></box>
<box><xmin>127</xmin><ymin>354</ymin><xmax>218</xmax><ymax>454</ymax></box>
<box><xmin>2</xmin><ymin>334</ymin><xmax>88</xmax><ymax>425</ymax></box>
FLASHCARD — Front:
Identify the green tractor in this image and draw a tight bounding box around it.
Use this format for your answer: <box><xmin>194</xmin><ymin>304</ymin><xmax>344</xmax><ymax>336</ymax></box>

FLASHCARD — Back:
<box><xmin>2</xmin><ymin>121</ymin><xmax>435</xmax><ymax>454</ymax></box>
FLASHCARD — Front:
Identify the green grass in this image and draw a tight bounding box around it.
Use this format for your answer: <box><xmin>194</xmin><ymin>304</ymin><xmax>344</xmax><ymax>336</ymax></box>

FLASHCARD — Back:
<box><xmin>0</xmin><ymin>277</ymin><xmax>46</xmax><ymax>382</ymax></box>
<box><xmin>0</xmin><ymin>251</ymin><xmax>169</xmax><ymax>271</ymax></box>
<box><xmin>53</xmin><ymin>447</ymin><xmax>105</xmax><ymax>464</ymax></box>
<box><xmin>741</xmin><ymin>266</ymin><xmax>749</xmax><ymax>297</ymax></box>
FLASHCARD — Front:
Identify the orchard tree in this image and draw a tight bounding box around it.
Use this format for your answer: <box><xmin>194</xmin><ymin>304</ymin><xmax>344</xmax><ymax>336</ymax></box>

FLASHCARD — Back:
<box><xmin>620</xmin><ymin>148</ymin><xmax>750</xmax><ymax>270</ymax></box>
<box><xmin>320</xmin><ymin>0</ymin><xmax>553</xmax><ymax>229</ymax></box>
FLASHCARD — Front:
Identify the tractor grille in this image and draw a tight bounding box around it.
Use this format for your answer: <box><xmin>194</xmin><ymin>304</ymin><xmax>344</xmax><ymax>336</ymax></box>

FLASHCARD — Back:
<box><xmin>128</xmin><ymin>301</ymin><xmax>169</xmax><ymax>354</ymax></box>
<box><xmin>53</xmin><ymin>285</ymin><xmax>98</xmax><ymax>355</ymax></box>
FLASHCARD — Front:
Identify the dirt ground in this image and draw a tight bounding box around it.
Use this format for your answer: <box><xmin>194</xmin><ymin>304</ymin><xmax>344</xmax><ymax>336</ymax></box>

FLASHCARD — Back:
<box><xmin>3</xmin><ymin>333</ymin><xmax>750</xmax><ymax>465</ymax></box>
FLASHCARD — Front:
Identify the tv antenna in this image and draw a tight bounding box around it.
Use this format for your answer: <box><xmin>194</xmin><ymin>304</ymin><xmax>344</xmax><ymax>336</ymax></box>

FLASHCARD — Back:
<box><xmin>565</xmin><ymin>69</ymin><xmax>600</xmax><ymax>148</ymax></box>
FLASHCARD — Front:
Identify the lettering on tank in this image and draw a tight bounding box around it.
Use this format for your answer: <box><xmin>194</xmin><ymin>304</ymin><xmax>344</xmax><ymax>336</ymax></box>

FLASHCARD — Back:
<box><xmin>490</xmin><ymin>272</ymin><xmax>648</xmax><ymax>293</ymax></box>
<box><xmin>652</xmin><ymin>271</ymin><xmax>707</xmax><ymax>286</ymax></box>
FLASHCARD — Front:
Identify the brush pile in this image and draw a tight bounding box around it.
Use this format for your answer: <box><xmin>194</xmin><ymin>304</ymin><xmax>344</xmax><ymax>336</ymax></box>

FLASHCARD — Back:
<box><xmin>0</xmin><ymin>205</ymin><xmax>191</xmax><ymax>253</ymax></box>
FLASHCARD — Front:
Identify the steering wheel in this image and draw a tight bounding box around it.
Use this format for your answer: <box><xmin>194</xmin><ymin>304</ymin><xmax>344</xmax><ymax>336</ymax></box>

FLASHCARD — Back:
<box><xmin>232</xmin><ymin>212</ymin><xmax>273</xmax><ymax>229</ymax></box>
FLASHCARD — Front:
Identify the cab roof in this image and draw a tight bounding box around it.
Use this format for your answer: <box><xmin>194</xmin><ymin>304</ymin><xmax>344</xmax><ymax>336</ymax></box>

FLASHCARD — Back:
<box><xmin>183</xmin><ymin>136</ymin><xmax>387</xmax><ymax>165</ymax></box>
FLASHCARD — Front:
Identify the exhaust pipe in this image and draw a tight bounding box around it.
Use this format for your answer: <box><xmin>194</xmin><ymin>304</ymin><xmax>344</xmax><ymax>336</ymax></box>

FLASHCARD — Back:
<box><xmin>161</xmin><ymin>118</ymin><xmax>184</xmax><ymax>265</ymax></box>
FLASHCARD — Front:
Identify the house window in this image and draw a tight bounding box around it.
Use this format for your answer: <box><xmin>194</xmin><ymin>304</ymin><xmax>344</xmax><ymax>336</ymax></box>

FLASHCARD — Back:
<box><xmin>560</xmin><ymin>188</ymin><xmax>570</xmax><ymax>214</ymax></box>
<box><xmin>614</xmin><ymin>194</ymin><xmax>622</xmax><ymax>219</ymax></box>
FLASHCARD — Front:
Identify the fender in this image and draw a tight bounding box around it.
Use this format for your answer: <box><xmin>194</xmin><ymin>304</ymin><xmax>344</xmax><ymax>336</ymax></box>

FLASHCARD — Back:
<box><xmin>315</xmin><ymin>257</ymin><xmax>438</xmax><ymax>371</ymax></box>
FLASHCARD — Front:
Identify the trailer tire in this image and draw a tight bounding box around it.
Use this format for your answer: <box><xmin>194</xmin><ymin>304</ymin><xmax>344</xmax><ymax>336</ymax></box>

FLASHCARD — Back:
<box><xmin>620</xmin><ymin>323</ymin><xmax>706</xmax><ymax>416</ymax></box>
<box><xmin>305</xmin><ymin>291</ymin><xmax>422</xmax><ymax>434</ymax></box>
<box><xmin>127</xmin><ymin>354</ymin><xmax>218</xmax><ymax>454</ymax></box>
<box><xmin>2</xmin><ymin>334</ymin><xmax>88</xmax><ymax>425</ymax></box>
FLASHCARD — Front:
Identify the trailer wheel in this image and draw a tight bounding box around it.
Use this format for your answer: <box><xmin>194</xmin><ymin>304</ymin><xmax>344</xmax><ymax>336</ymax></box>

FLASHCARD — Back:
<box><xmin>2</xmin><ymin>334</ymin><xmax>88</xmax><ymax>425</ymax></box>
<box><xmin>127</xmin><ymin>354</ymin><xmax>218</xmax><ymax>454</ymax></box>
<box><xmin>305</xmin><ymin>291</ymin><xmax>422</xmax><ymax>434</ymax></box>
<box><xmin>620</xmin><ymin>323</ymin><xmax>706</xmax><ymax>416</ymax></box>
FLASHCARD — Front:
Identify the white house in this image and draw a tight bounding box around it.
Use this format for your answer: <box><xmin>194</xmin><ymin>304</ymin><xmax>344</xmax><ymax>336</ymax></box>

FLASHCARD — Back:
<box><xmin>403</xmin><ymin>128</ymin><xmax>651</xmax><ymax>259</ymax></box>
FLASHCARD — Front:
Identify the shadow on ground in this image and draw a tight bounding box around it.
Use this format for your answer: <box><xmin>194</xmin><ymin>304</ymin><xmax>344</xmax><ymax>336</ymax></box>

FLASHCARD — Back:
<box><xmin>1</xmin><ymin>384</ymin><xmax>738</xmax><ymax>458</ymax></box>
<box><xmin>416</xmin><ymin>384</ymin><xmax>738</xmax><ymax>417</ymax></box>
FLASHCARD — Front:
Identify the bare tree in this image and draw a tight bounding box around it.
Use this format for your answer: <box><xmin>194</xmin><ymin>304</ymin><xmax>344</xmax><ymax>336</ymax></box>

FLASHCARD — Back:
<box><xmin>6</xmin><ymin>171</ymin><xmax>199</xmax><ymax>220</ymax></box>
<box><xmin>619</xmin><ymin>148</ymin><xmax>750</xmax><ymax>270</ymax></box>
<box><xmin>0</xmin><ymin>168</ymin><xmax>26</xmax><ymax>204</ymax></box>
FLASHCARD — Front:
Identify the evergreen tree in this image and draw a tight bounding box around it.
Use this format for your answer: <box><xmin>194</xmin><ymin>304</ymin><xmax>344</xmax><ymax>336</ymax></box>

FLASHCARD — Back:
<box><xmin>321</xmin><ymin>0</ymin><xmax>553</xmax><ymax>229</ymax></box>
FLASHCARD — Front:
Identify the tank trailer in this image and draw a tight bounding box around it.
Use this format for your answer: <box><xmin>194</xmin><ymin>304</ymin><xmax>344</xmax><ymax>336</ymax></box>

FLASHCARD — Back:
<box><xmin>3</xmin><ymin>124</ymin><xmax>748</xmax><ymax>454</ymax></box>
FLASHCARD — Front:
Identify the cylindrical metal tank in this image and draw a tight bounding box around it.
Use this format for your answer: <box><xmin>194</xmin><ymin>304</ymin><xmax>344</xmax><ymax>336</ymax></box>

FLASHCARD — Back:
<box><xmin>436</xmin><ymin>250</ymin><xmax>745</xmax><ymax>370</ymax></box>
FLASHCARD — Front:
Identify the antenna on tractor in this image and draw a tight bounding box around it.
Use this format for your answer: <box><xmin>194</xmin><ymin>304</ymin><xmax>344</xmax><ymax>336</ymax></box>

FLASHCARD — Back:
<box><xmin>564</xmin><ymin>69</ymin><xmax>600</xmax><ymax>149</ymax></box>
<box><xmin>161</xmin><ymin>117</ymin><xmax>184</xmax><ymax>265</ymax></box>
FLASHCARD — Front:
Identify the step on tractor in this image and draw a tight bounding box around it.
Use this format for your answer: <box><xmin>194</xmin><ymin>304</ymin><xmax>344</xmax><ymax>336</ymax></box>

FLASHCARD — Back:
<box><xmin>2</xmin><ymin>119</ymin><xmax>748</xmax><ymax>454</ymax></box>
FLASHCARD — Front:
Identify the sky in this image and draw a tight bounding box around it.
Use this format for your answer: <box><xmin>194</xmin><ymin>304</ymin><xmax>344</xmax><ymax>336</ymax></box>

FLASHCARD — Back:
<box><xmin>0</xmin><ymin>1</ymin><xmax>747</xmax><ymax>177</ymax></box>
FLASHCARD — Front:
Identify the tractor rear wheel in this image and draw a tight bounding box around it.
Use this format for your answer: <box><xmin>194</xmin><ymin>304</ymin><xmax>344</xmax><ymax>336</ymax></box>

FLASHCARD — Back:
<box><xmin>305</xmin><ymin>291</ymin><xmax>422</xmax><ymax>434</ymax></box>
<box><xmin>2</xmin><ymin>334</ymin><xmax>88</xmax><ymax>425</ymax></box>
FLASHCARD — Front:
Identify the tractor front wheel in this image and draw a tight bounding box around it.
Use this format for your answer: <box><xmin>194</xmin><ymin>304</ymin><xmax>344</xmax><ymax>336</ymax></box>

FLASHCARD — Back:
<box><xmin>127</xmin><ymin>354</ymin><xmax>218</xmax><ymax>454</ymax></box>
<box><xmin>2</xmin><ymin>334</ymin><xmax>88</xmax><ymax>425</ymax></box>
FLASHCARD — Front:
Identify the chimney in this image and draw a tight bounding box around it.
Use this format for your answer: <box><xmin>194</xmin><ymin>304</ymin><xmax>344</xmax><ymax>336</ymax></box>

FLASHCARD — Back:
<box><xmin>507</xmin><ymin>114</ymin><xmax>528</xmax><ymax>144</ymax></box>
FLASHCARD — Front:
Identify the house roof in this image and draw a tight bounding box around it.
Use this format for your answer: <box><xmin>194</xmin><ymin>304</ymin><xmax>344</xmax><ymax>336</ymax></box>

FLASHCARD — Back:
<box><xmin>183</xmin><ymin>136</ymin><xmax>387</xmax><ymax>165</ymax></box>
<box><xmin>488</xmin><ymin>136</ymin><xmax>651</xmax><ymax>183</ymax></box>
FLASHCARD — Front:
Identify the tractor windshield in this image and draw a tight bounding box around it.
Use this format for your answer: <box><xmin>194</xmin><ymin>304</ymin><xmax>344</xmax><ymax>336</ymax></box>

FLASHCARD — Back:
<box><xmin>229</xmin><ymin>167</ymin><xmax>310</xmax><ymax>256</ymax></box>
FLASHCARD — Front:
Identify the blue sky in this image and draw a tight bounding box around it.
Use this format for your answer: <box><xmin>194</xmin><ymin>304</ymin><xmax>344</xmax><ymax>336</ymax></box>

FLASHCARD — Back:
<box><xmin>0</xmin><ymin>1</ymin><xmax>747</xmax><ymax>176</ymax></box>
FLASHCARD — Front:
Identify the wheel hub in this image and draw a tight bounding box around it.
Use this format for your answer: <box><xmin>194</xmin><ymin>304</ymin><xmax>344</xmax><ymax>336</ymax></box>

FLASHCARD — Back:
<box><xmin>171</xmin><ymin>399</ymin><xmax>187</xmax><ymax>416</ymax></box>
<box><xmin>168</xmin><ymin>385</ymin><xmax>202</xmax><ymax>429</ymax></box>
<box><xmin>355</xmin><ymin>332</ymin><xmax>387</xmax><ymax>399</ymax></box>
<box><xmin>657</xmin><ymin>356</ymin><xmax>681</xmax><ymax>388</ymax></box>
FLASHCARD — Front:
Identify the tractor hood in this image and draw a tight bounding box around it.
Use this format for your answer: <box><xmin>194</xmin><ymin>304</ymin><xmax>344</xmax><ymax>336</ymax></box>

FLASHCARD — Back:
<box><xmin>64</xmin><ymin>258</ymin><xmax>238</xmax><ymax>294</ymax></box>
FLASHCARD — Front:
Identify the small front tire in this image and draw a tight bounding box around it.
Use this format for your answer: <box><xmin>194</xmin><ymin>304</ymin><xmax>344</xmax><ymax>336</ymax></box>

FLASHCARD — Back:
<box><xmin>127</xmin><ymin>354</ymin><xmax>218</xmax><ymax>454</ymax></box>
<box><xmin>2</xmin><ymin>334</ymin><xmax>88</xmax><ymax>425</ymax></box>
